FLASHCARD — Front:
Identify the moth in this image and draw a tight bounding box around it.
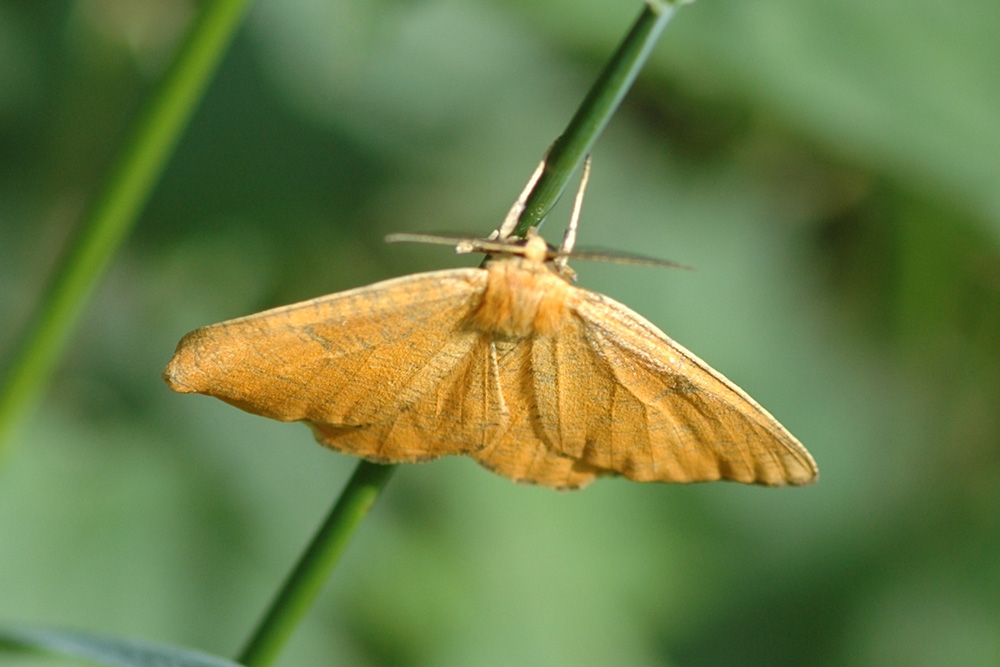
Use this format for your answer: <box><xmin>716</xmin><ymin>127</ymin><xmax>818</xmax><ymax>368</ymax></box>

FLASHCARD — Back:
<box><xmin>164</xmin><ymin>158</ymin><xmax>818</xmax><ymax>489</ymax></box>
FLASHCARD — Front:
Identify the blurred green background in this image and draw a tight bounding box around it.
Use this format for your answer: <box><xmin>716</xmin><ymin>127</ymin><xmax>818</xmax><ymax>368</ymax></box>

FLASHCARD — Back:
<box><xmin>2</xmin><ymin>0</ymin><xmax>1000</xmax><ymax>665</ymax></box>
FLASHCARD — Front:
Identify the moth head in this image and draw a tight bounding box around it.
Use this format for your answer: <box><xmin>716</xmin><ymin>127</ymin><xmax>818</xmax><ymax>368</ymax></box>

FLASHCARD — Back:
<box><xmin>386</xmin><ymin>229</ymin><xmax>579</xmax><ymax>279</ymax></box>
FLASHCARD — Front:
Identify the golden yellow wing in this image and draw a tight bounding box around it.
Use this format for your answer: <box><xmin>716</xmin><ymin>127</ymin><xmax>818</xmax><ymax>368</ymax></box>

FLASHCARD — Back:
<box><xmin>164</xmin><ymin>268</ymin><xmax>501</xmax><ymax>463</ymax></box>
<box><xmin>517</xmin><ymin>287</ymin><xmax>818</xmax><ymax>487</ymax></box>
<box><xmin>461</xmin><ymin>338</ymin><xmax>607</xmax><ymax>489</ymax></box>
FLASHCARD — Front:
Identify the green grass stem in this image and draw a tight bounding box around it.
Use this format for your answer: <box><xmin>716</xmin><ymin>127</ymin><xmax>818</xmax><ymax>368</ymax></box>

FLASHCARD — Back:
<box><xmin>0</xmin><ymin>0</ymin><xmax>253</xmax><ymax>458</ymax></box>
<box><xmin>516</xmin><ymin>0</ymin><xmax>681</xmax><ymax>236</ymax></box>
<box><xmin>236</xmin><ymin>462</ymin><xmax>397</xmax><ymax>667</ymax></box>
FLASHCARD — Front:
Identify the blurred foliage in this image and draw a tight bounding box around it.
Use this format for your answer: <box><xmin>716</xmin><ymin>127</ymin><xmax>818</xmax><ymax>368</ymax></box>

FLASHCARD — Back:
<box><xmin>2</xmin><ymin>0</ymin><xmax>999</xmax><ymax>665</ymax></box>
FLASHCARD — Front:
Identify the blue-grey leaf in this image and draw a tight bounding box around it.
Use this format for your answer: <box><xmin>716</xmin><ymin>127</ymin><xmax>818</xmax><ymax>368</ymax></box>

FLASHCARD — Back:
<box><xmin>0</xmin><ymin>625</ymin><xmax>243</xmax><ymax>667</ymax></box>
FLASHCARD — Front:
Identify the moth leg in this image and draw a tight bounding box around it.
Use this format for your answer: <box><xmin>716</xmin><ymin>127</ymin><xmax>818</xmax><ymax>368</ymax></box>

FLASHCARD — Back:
<box><xmin>491</xmin><ymin>146</ymin><xmax>551</xmax><ymax>241</ymax></box>
<box><xmin>554</xmin><ymin>154</ymin><xmax>591</xmax><ymax>276</ymax></box>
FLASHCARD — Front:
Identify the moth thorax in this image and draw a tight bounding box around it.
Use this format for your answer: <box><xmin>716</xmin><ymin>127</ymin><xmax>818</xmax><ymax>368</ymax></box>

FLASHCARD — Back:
<box><xmin>468</xmin><ymin>258</ymin><xmax>570</xmax><ymax>338</ymax></box>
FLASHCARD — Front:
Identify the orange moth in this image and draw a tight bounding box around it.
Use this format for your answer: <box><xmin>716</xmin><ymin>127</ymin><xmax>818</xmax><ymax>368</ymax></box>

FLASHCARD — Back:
<box><xmin>163</xmin><ymin>157</ymin><xmax>818</xmax><ymax>490</ymax></box>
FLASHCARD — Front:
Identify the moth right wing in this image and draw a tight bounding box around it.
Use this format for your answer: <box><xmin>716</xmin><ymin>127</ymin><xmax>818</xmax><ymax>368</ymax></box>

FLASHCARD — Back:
<box><xmin>535</xmin><ymin>288</ymin><xmax>818</xmax><ymax>486</ymax></box>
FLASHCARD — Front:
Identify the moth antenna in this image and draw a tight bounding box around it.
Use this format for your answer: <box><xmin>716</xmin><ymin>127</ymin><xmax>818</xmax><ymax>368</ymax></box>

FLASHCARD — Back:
<box><xmin>385</xmin><ymin>232</ymin><xmax>529</xmax><ymax>256</ymax></box>
<box><xmin>493</xmin><ymin>146</ymin><xmax>551</xmax><ymax>241</ymax></box>
<box><xmin>385</xmin><ymin>232</ymin><xmax>474</xmax><ymax>248</ymax></box>
<box><xmin>563</xmin><ymin>249</ymin><xmax>694</xmax><ymax>271</ymax></box>
<box><xmin>388</xmin><ymin>153</ymin><xmax>690</xmax><ymax>273</ymax></box>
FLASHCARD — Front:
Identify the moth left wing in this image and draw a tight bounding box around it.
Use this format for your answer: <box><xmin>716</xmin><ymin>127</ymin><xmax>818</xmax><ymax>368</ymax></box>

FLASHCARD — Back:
<box><xmin>164</xmin><ymin>268</ymin><xmax>504</xmax><ymax>462</ymax></box>
<box><xmin>309</xmin><ymin>330</ymin><xmax>511</xmax><ymax>462</ymax></box>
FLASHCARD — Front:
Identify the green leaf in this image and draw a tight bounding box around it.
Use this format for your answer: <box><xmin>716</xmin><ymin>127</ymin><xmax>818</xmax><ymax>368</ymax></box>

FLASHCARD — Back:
<box><xmin>0</xmin><ymin>625</ymin><xmax>243</xmax><ymax>667</ymax></box>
